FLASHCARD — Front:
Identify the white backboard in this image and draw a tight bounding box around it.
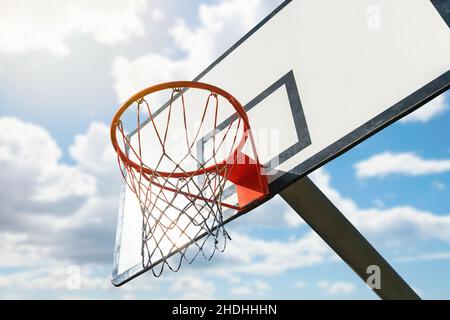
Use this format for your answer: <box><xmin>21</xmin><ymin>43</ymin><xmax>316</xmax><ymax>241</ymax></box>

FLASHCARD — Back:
<box><xmin>112</xmin><ymin>0</ymin><xmax>450</xmax><ymax>285</ymax></box>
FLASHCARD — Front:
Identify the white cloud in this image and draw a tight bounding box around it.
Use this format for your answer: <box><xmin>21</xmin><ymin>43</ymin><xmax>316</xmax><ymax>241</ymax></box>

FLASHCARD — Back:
<box><xmin>69</xmin><ymin>122</ymin><xmax>117</xmax><ymax>178</ymax></box>
<box><xmin>112</xmin><ymin>0</ymin><xmax>276</xmax><ymax>102</ymax></box>
<box><xmin>354</xmin><ymin>152</ymin><xmax>450</xmax><ymax>179</ymax></box>
<box><xmin>169</xmin><ymin>276</ymin><xmax>216</xmax><ymax>299</ymax></box>
<box><xmin>0</xmin><ymin>233</ymin><xmax>50</xmax><ymax>267</ymax></box>
<box><xmin>217</xmin><ymin>231</ymin><xmax>330</xmax><ymax>275</ymax></box>
<box><xmin>400</xmin><ymin>94</ymin><xmax>448</xmax><ymax>123</ymax></box>
<box><xmin>351</xmin><ymin>206</ymin><xmax>450</xmax><ymax>245</ymax></box>
<box><xmin>309</xmin><ymin>168</ymin><xmax>358</xmax><ymax>214</ymax></box>
<box><xmin>317</xmin><ymin>281</ymin><xmax>356</xmax><ymax>295</ymax></box>
<box><xmin>230</xmin><ymin>279</ymin><xmax>270</xmax><ymax>296</ymax></box>
<box><xmin>151</xmin><ymin>8</ymin><xmax>165</xmax><ymax>21</ymax></box>
<box><xmin>310</xmin><ymin>168</ymin><xmax>450</xmax><ymax>247</ymax></box>
<box><xmin>396</xmin><ymin>251</ymin><xmax>450</xmax><ymax>263</ymax></box>
<box><xmin>121</xmin><ymin>293</ymin><xmax>138</xmax><ymax>300</ymax></box>
<box><xmin>0</xmin><ymin>117</ymin><xmax>120</xmax><ymax>268</ymax></box>
<box><xmin>253</xmin><ymin>279</ymin><xmax>270</xmax><ymax>291</ymax></box>
<box><xmin>0</xmin><ymin>117</ymin><xmax>96</xmax><ymax>205</ymax></box>
<box><xmin>0</xmin><ymin>265</ymin><xmax>110</xmax><ymax>291</ymax></box>
<box><xmin>233</xmin><ymin>195</ymin><xmax>306</xmax><ymax>230</ymax></box>
<box><xmin>230</xmin><ymin>286</ymin><xmax>253</xmax><ymax>296</ymax></box>
<box><xmin>283</xmin><ymin>209</ymin><xmax>306</xmax><ymax>228</ymax></box>
<box><xmin>0</xmin><ymin>0</ymin><xmax>148</xmax><ymax>56</ymax></box>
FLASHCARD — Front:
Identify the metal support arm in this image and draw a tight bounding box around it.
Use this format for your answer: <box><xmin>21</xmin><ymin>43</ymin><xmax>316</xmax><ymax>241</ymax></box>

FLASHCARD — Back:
<box><xmin>280</xmin><ymin>176</ymin><xmax>420</xmax><ymax>300</ymax></box>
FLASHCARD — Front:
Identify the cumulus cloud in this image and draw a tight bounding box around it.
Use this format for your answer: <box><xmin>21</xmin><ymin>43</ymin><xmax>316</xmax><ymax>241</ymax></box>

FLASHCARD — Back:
<box><xmin>206</xmin><ymin>231</ymin><xmax>330</xmax><ymax>276</ymax></box>
<box><xmin>112</xmin><ymin>0</ymin><xmax>278</xmax><ymax>102</ymax></box>
<box><xmin>230</xmin><ymin>286</ymin><xmax>252</xmax><ymax>296</ymax></box>
<box><xmin>396</xmin><ymin>251</ymin><xmax>450</xmax><ymax>263</ymax></box>
<box><xmin>400</xmin><ymin>94</ymin><xmax>448</xmax><ymax>123</ymax></box>
<box><xmin>0</xmin><ymin>114</ymin><xmax>221</xmax><ymax>299</ymax></box>
<box><xmin>231</xmin><ymin>195</ymin><xmax>306</xmax><ymax>230</ymax></box>
<box><xmin>354</xmin><ymin>152</ymin><xmax>450</xmax><ymax>179</ymax></box>
<box><xmin>317</xmin><ymin>281</ymin><xmax>356</xmax><ymax>295</ymax></box>
<box><xmin>0</xmin><ymin>265</ymin><xmax>110</xmax><ymax>291</ymax></box>
<box><xmin>352</xmin><ymin>206</ymin><xmax>450</xmax><ymax>246</ymax></box>
<box><xmin>0</xmin><ymin>117</ymin><xmax>95</xmax><ymax>209</ymax></box>
<box><xmin>151</xmin><ymin>8</ymin><xmax>165</xmax><ymax>21</ymax></box>
<box><xmin>310</xmin><ymin>168</ymin><xmax>450</xmax><ymax>248</ymax></box>
<box><xmin>0</xmin><ymin>233</ymin><xmax>50</xmax><ymax>268</ymax></box>
<box><xmin>230</xmin><ymin>280</ymin><xmax>271</xmax><ymax>296</ymax></box>
<box><xmin>63</xmin><ymin>122</ymin><xmax>120</xmax><ymax>177</ymax></box>
<box><xmin>0</xmin><ymin>117</ymin><xmax>120</xmax><ymax>268</ymax></box>
<box><xmin>230</xmin><ymin>280</ymin><xmax>270</xmax><ymax>296</ymax></box>
<box><xmin>169</xmin><ymin>276</ymin><xmax>216</xmax><ymax>299</ymax></box>
<box><xmin>0</xmin><ymin>0</ymin><xmax>148</xmax><ymax>56</ymax></box>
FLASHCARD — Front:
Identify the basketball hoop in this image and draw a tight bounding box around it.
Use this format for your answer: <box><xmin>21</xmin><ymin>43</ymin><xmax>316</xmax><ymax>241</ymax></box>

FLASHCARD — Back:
<box><xmin>110</xmin><ymin>81</ymin><xmax>268</xmax><ymax>276</ymax></box>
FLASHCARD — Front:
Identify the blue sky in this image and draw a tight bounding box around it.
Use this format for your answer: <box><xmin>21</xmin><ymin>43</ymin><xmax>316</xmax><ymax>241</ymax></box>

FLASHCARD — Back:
<box><xmin>0</xmin><ymin>0</ymin><xmax>449</xmax><ymax>299</ymax></box>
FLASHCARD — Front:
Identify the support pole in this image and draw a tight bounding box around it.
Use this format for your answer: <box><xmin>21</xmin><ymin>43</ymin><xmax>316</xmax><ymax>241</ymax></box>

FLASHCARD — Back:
<box><xmin>280</xmin><ymin>176</ymin><xmax>420</xmax><ymax>300</ymax></box>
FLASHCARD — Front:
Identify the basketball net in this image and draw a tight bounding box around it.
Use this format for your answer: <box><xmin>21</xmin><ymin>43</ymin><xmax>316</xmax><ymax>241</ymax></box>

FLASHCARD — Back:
<box><xmin>111</xmin><ymin>82</ymin><xmax>268</xmax><ymax>276</ymax></box>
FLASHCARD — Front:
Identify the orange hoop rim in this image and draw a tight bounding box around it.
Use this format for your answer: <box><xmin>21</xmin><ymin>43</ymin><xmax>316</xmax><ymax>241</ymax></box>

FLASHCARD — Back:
<box><xmin>110</xmin><ymin>81</ymin><xmax>251</xmax><ymax>178</ymax></box>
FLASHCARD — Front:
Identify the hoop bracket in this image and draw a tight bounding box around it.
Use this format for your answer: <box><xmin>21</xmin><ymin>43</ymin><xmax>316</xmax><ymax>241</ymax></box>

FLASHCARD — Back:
<box><xmin>222</xmin><ymin>152</ymin><xmax>269</xmax><ymax>208</ymax></box>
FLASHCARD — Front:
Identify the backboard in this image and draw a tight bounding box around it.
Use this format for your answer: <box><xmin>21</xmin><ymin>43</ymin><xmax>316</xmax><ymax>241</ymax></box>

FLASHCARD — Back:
<box><xmin>112</xmin><ymin>0</ymin><xmax>450</xmax><ymax>286</ymax></box>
